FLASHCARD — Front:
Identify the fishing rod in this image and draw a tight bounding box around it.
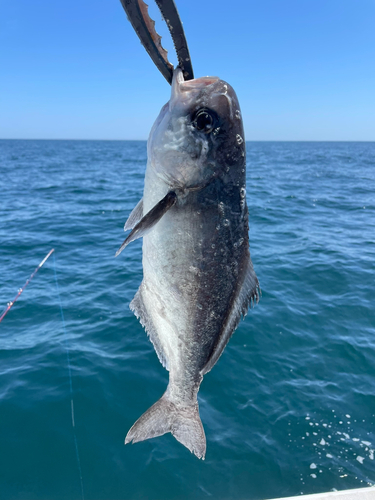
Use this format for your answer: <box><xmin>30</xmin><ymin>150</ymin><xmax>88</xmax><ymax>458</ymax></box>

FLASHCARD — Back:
<box><xmin>0</xmin><ymin>248</ymin><xmax>55</xmax><ymax>324</ymax></box>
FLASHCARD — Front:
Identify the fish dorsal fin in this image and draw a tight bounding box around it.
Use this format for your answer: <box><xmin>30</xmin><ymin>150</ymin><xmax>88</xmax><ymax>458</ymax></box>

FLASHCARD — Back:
<box><xmin>116</xmin><ymin>191</ymin><xmax>177</xmax><ymax>257</ymax></box>
<box><xmin>201</xmin><ymin>260</ymin><xmax>260</xmax><ymax>375</ymax></box>
<box><xmin>124</xmin><ymin>198</ymin><xmax>144</xmax><ymax>231</ymax></box>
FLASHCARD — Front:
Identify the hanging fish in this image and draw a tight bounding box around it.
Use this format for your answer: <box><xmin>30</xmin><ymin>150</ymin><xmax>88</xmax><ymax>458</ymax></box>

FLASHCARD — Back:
<box><xmin>117</xmin><ymin>0</ymin><xmax>259</xmax><ymax>459</ymax></box>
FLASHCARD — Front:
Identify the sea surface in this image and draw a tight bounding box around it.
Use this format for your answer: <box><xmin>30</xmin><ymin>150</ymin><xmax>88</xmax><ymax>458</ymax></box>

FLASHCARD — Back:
<box><xmin>0</xmin><ymin>139</ymin><xmax>374</xmax><ymax>500</ymax></box>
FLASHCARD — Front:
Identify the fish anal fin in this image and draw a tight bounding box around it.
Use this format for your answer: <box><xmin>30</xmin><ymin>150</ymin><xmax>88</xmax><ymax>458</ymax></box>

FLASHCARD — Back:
<box><xmin>116</xmin><ymin>191</ymin><xmax>177</xmax><ymax>257</ymax></box>
<box><xmin>130</xmin><ymin>284</ymin><xmax>169</xmax><ymax>370</ymax></box>
<box><xmin>124</xmin><ymin>198</ymin><xmax>144</xmax><ymax>231</ymax></box>
<box><xmin>201</xmin><ymin>259</ymin><xmax>260</xmax><ymax>375</ymax></box>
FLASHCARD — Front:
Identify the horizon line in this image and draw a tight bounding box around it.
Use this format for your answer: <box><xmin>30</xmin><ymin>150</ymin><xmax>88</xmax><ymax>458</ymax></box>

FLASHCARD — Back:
<box><xmin>1</xmin><ymin>138</ymin><xmax>374</xmax><ymax>143</ymax></box>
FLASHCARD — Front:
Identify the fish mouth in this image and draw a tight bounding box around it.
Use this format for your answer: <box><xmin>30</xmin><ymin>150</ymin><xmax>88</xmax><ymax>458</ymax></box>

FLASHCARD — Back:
<box><xmin>170</xmin><ymin>68</ymin><xmax>219</xmax><ymax>109</ymax></box>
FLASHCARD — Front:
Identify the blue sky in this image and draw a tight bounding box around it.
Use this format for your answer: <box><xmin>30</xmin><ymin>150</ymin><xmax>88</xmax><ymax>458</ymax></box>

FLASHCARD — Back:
<box><xmin>1</xmin><ymin>0</ymin><xmax>374</xmax><ymax>140</ymax></box>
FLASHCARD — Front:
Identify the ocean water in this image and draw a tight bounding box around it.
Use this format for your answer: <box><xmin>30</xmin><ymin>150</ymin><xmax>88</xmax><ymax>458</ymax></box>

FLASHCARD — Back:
<box><xmin>0</xmin><ymin>139</ymin><xmax>374</xmax><ymax>500</ymax></box>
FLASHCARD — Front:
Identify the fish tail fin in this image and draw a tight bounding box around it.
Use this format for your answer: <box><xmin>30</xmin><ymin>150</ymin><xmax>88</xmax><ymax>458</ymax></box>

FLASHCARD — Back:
<box><xmin>125</xmin><ymin>393</ymin><xmax>206</xmax><ymax>459</ymax></box>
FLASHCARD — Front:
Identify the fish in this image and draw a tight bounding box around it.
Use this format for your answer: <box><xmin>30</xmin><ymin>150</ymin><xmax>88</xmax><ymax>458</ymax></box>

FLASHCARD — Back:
<box><xmin>117</xmin><ymin>67</ymin><xmax>259</xmax><ymax>459</ymax></box>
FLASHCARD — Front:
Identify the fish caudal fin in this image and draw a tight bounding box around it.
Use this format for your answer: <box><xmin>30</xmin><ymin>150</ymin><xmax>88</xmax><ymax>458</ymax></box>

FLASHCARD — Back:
<box><xmin>125</xmin><ymin>394</ymin><xmax>206</xmax><ymax>459</ymax></box>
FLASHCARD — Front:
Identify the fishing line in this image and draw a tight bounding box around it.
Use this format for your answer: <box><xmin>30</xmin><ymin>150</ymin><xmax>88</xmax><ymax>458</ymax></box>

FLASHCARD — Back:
<box><xmin>0</xmin><ymin>248</ymin><xmax>55</xmax><ymax>324</ymax></box>
<box><xmin>52</xmin><ymin>253</ymin><xmax>85</xmax><ymax>500</ymax></box>
<box><xmin>1</xmin><ymin>249</ymin><xmax>85</xmax><ymax>497</ymax></box>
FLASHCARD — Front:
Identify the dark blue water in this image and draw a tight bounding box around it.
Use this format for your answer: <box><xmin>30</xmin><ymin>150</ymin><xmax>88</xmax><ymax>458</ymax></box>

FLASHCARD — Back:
<box><xmin>0</xmin><ymin>140</ymin><xmax>374</xmax><ymax>499</ymax></box>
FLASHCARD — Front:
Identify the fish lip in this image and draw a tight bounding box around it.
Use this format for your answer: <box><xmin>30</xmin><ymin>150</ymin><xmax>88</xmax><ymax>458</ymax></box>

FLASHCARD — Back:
<box><xmin>170</xmin><ymin>68</ymin><xmax>220</xmax><ymax>110</ymax></box>
<box><xmin>180</xmin><ymin>75</ymin><xmax>220</xmax><ymax>88</ymax></box>
<box><xmin>170</xmin><ymin>68</ymin><xmax>185</xmax><ymax>109</ymax></box>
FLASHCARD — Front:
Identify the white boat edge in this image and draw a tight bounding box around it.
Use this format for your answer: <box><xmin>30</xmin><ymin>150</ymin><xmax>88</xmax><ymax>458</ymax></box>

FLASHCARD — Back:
<box><xmin>269</xmin><ymin>486</ymin><xmax>375</xmax><ymax>500</ymax></box>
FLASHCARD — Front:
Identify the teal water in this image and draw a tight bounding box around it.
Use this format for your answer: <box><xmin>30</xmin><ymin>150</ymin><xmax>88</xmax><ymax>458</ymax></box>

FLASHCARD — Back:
<box><xmin>0</xmin><ymin>140</ymin><xmax>374</xmax><ymax>499</ymax></box>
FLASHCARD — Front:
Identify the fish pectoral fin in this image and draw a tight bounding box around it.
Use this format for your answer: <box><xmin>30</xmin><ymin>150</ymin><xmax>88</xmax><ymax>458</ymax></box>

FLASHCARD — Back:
<box><xmin>124</xmin><ymin>198</ymin><xmax>143</xmax><ymax>231</ymax></box>
<box><xmin>115</xmin><ymin>191</ymin><xmax>177</xmax><ymax>257</ymax></box>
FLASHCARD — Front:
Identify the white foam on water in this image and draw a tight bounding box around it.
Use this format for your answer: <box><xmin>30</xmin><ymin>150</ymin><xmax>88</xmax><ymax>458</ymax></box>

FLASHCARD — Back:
<box><xmin>295</xmin><ymin>411</ymin><xmax>374</xmax><ymax>487</ymax></box>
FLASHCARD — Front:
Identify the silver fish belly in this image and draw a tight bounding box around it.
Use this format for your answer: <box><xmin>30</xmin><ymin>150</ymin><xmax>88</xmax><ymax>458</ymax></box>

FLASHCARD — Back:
<box><xmin>121</xmin><ymin>68</ymin><xmax>259</xmax><ymax>459</ymax></box>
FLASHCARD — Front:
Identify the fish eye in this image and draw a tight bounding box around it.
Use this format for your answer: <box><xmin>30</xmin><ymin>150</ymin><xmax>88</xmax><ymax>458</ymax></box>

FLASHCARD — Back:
<box><xmin>193</xmin><ymin>109</ymin><xmax>216</xmax><ymax>133</ymax></box>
